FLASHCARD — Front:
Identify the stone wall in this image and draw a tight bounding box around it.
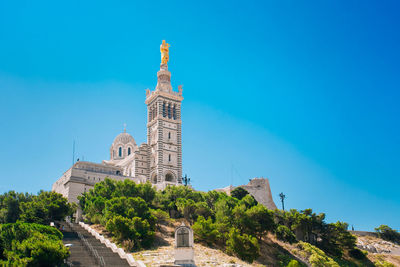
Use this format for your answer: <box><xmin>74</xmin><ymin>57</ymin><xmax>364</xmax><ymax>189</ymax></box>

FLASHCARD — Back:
<box><xmin>215</xmin><ymin>178</ymin><xmax>277</xmax><ymax>210</ymax></box>
<box><xmin>240</xmin><ymin>178</ymin><xmax>277</xmax><ymax>210</ymax></box>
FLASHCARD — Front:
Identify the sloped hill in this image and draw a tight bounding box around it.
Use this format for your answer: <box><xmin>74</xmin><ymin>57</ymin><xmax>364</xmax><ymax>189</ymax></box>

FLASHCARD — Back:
<box><xmin>91</xmin><ymin>221</ymin><xmax>306</xmax><ymax>266</ymax></box>
<box><xmin>353</xmin><ymin>232</ymin><xmax>400</xmax><ymax>266</ymax></box>
<box><xmin>89</xmin><ymin>221</ymin><xmax>400</xmax><ymax>267</ymax></box>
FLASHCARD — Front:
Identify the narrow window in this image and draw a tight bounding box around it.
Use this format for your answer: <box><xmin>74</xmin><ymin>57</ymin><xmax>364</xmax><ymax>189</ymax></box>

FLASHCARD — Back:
<box><xmin>118</xmin><ymin>147</ymin><xmax>122</xmax><ymax>157</ymax></box>
<box><xmin>168</xmin><ymin>104</ymin><xmax>171</xmax><ymax>119</ymax></box>
<box><xmin>168</xmin><ymin>132</ymin><xmax>171</xmax><ymax>139</ymax></box>
<box><xmin>163</xmin><ymin>102</ymin><xmax>166</xmax><ymax>117</ymax></box>
<box><xmin>169</xmin><ymin>154</ymin><xmax>171</xmax><ymax>161</ymax></box>
<box><xmin>128</xmin><ymin>147</ymin><xmax>131</xmax><ymax>155</ymax></box>
<box><xmin>173</xmin><ymin>105</ymin><xmax>176</xmax><ymax>119</ymax></box>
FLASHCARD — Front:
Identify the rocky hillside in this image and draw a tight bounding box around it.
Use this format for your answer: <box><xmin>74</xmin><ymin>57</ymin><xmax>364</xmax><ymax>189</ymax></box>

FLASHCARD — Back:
<box><xmin>90</xmin><ymin>222</ymin><xmax>400</xmax><ymax>267</ymax></box>
<box><xmin>353</xmin><ymin>232</ymin><xmax>400</xmax><ymax>266</ymax></box>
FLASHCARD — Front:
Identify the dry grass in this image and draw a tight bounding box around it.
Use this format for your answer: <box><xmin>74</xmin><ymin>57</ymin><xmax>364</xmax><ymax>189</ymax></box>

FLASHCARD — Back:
<box><xmin>89</xmin><ymin>221</ymin><xmax>308</xmax><ymax>266</ymax></box>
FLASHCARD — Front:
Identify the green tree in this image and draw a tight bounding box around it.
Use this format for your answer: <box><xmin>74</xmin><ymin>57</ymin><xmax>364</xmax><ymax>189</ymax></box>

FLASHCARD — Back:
<box><xmin>276</xmin><ymin>225</ymin><xmax>297</xmax><ymax>244</ymax></box>
<box><xmin>192</xmin><ymin>216</ymin><xmax>220</xmax><ymax>245</ymax></box>
<box><xmin>150</xmin><ymin>209</ymin><xmax>170</xmax><ymax>229</ymax></box>
<box><xmin>214</xmin><ymin>197</ymin><xmax>238</xmax><ymax>224</ymax></box>
<box><xmin>105</xmin><ymin>215</ymin><xmax>154</xmax><ymax>250</ymax></box>
<box><xmin>19</xmin><ymin>191</ymin><xmax>73</xmax><ymax>225</ymax></box>
<box><xmin>226</xmin><ymin>228</ymin><xmax>260</xmax><ymax>263</ymax></box>
<box><xmin>176</xmin><ymin>198</ymin><xmax>197</xmax><ymax>223</ymax></box>
<box><xmin>0</xmin><ymin>191</ymin><xmax>33</xmax><ymax>223</ymax></box>
<box><xmin>231</xmin><ymin>187</ymin><xmax>249</xmax><ymax>200</ymax></box>
<box><xmin>287</xmin><ymin>259</ymin><xmax>301</xmax><ymax>267</ymax></box>
<box><xmin>0</xmin><ymin>223</ymin><xmax>69</xmax><ymax>267</ymax></box>
<box><xmin>375</xmin><ymin>225</ymin><xmax>400</xmax><ymax>243</ymax></box>
<box><xmin>244</xmin><ymin>204</ymin><xmax>275</xmax><ymax>238</ymax></box>
<box><xmin>320</xmin><ymin>221</ymin><xmax>356</xmax><ymax>257</ymax></box>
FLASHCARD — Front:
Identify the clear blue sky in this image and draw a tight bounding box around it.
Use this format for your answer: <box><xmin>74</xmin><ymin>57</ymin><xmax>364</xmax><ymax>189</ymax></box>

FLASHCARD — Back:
<box><xmin>0</xmin><ymin>1</ymin><xmax>399</xmax><ymax>231</ymax></box>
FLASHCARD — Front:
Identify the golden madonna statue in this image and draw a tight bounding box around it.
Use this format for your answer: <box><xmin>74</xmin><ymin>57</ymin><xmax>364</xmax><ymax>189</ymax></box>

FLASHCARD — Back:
<box><xmin>160</xmin><ymin>40</ymin><xmax>170</xmax><ymax>64</ymax></box>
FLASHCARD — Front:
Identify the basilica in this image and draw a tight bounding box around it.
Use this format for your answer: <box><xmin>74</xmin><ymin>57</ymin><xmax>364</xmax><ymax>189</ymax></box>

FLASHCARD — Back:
<box><xmin>52</xmin><ymin>40</ymin><xmax>183</xmax><ymax>209</ymax></box>
<box><xmin>52</xmin><ymin>41</ymin><xmax>277</xmax><ymax>216</ymax></box>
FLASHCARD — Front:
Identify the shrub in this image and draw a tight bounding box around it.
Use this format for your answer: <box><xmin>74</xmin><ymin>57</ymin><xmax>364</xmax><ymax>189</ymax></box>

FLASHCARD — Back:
<box><xmin>226</xmin><ymin>228</ymin><xmax>260</xmax><ymax>263</ymax></box>
<box><xmin>297</xmin><ymin>241</ymin><xmax>339</xmax><ymax>267</ymax></box>
<box><xmin>243</xmin><ymin>204</ymin><xmax>276</xmax><ymax>238</ymax></box>
<box><xmin>151</xmin><ymin>209</ymin><xmax>170</xmax><ymax>227</ymax></box>
<box><xmin>276</xmin><ymin>225</ymin><xmax>297</xmax><ymax>244</ymax></box>
<box><xmin>319</xmin><ymin>221</ymin><xmax>356</xmax><ymax>257</ymax></box>
<box><xmin>287</xmin><ymin>259</ymin><xmax>301</xmax><ymax>267</ymax></box>
<box><xmin>0</xmin><ymin>191</ymin><xmax>74</xmax><ymax>225</ymax></box>
<box><xmin>231</xmin><ymin>187</ymin><xmax>249</xmax><ymax>200</ymax></box>
<box><xmin>0</xmin><ymin>191</ymin><xmax>33</xmax><ymax>223</ymax></box>
<box><xmin>375</xmin><ymin>260</ymin><xmax>395</xmax><ymax>267</ymax></box>
<box><xmin>375</xmin><ymin>225</ymin><xmax>400</xmax><ymax>244</ymax></box>
<box><xmin>349</xmin><ymin>248</ymin><xmax>366</xmax><ymax>259</ymax></box>
<box><xmin>106</xmin><ymin>215</ymin><xmax>154</xmax><ymax>250</ymax></box>
<box><xmin>0</xmin><ymin>223</ymin><xmax>69</xmax><ymax>266</ymax></box>
<box><xmin>192</xmin><ymin>216</ymin><xmax>220</xmax><ymax>245</ymax></box>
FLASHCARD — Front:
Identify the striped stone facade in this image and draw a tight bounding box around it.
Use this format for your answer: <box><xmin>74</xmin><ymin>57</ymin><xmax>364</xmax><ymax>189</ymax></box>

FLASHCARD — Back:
<box><xmin>52</xmin><ymin>46</ymin><xmax>185</xmax><ymax>220</ymax></box>
<box><xmin>146</xmin><ymin>63</ymin><xmax>183</xmax><ymax>189</ymax></box>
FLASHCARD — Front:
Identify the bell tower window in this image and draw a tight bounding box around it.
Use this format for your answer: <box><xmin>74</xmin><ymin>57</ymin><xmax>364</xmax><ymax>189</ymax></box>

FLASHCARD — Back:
<box><xmin>118</xmin><ymin>147</ymin><xmax>122</xmax><ymax>157</ymax></box>
<box><xmin>128</xmin><ymin>147</ymin><xmax>131</xmax><ymax>155</ymax></box>
<box><xmin>163</xmin><ymin>102</ymin><xmax>166</xmax><ymax>117</ymax></box>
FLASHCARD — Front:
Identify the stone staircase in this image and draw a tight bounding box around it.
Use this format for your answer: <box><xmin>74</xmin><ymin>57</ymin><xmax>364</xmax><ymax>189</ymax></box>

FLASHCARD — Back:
<box><xmin>61</xmin><ymin>221</ymin><xmax>131</xmax><ymax>267</ymax></box>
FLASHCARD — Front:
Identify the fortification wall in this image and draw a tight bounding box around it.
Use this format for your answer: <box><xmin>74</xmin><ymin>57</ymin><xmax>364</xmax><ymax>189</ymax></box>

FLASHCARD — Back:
<box><xmin>215</xmin><ymin>178</ymin><xmax>277</xmax><ymax>210</ymax></box>
<box><xmin>240</xmin><ymin>178</ymin><xmax>277</xmax><ymax>210</ymax></box>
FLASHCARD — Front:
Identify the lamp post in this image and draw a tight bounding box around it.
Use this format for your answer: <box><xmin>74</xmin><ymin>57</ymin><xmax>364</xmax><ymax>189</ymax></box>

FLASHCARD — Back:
<box><xmin>279</xmin><ymin>192</ymin><xmax>286</xmax><ymax>211</ymax></box>
<box><xmin>182</xmin><ymin>174</ymin><xmax>191</xmax><ymax>186</ymax></box>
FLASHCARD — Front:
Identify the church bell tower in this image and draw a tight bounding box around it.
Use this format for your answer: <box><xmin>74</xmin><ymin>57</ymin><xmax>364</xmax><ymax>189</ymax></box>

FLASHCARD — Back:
<box><xmin>145</xmin><ymin>40</ymin><xmax>183</xmax><ymax>189</ymax></box>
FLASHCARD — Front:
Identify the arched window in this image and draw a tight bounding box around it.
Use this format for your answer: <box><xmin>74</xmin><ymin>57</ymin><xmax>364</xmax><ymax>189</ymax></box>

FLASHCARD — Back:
<box><xmin>152</xmin><ymin>174</ymin><xmax>157</xmax><ymax>184</ymax></box>
<box><xmin>168</xmin><ymin>103</ymin><xmax>171</xmax><ymax>119</ymax></box>
<box><xmin>165</xmin><ymin>173</ymin><xmax>174</xmax><ymax>182</ymax></box>
<box><xmin>177</xmin><ymin>228</ymin><xmax>189</xmax><ymax>247</ymax></box>
<box><xmin>173</xmin><ymin>105</ymin><xmax>176</xmax><ymax>120</ymax></box>
<box><xmin>163</xmin><ymin>102</ymin><xmax>166</xmax><ymax>117</ymax></box>
<box><xmin>128</xmin><ymin>147</ymin><xmax>131</xmax><ymax>155</ymax></box>
<box><xmin>118</xmin><ymin>147</ymin><xmax>122</xmax><ymax>157</ymax></box>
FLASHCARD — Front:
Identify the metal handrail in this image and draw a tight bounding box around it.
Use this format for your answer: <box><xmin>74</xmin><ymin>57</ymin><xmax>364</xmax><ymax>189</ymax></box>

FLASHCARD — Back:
<box><xmin>73</xmin><ymin>224</ymin><xmax>105</xmax><ymax>267</ymax></box>
<box><xmin>99</xmin><ymin>256</ymin><xmax>106</xmax><ymax>267</ymax></box>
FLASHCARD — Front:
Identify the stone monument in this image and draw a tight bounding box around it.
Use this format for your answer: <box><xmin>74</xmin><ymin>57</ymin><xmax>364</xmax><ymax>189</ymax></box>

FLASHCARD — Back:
<box><xmin>174</xmin><ymin>223</ymin><xmax>195</xmax><ymax>266</ymax></box>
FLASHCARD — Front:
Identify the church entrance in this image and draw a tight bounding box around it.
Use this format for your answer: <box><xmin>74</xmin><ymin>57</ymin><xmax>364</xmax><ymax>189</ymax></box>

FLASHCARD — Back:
<box><xmin>165</xmin><ymin>173</ymin><xmax>174</xmax><ymax>182</ymax></box>
<box><xmin>151</xmin><ymin>174</ymin><xmax>157</xmax><ymax>184</ymax></box>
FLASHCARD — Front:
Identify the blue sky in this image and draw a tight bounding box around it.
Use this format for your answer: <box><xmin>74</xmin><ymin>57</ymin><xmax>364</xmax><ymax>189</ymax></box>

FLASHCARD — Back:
<box><xmin>0</xmin><ymin>1</ymin><xmax>399</xmax><ymax>231</ymax></box>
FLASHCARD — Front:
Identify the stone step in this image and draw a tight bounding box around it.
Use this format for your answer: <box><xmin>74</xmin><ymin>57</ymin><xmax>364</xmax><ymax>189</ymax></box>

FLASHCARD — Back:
<box><xmin>61</xmin><ymin>221</ymin><xmax>131</xmax><ymax>267</ymax></box>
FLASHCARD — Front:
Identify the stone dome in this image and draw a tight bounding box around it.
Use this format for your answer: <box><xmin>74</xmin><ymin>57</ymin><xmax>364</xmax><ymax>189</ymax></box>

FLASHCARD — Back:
<box><xmin>110</xmin><ymin>131</ymin><xmax>138</xmax><ymax>161</ymax></box>
<box><xmin>113</xmin><ymin>132</ymin><xmax>136</xmax><ymax>146</ymax></box>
